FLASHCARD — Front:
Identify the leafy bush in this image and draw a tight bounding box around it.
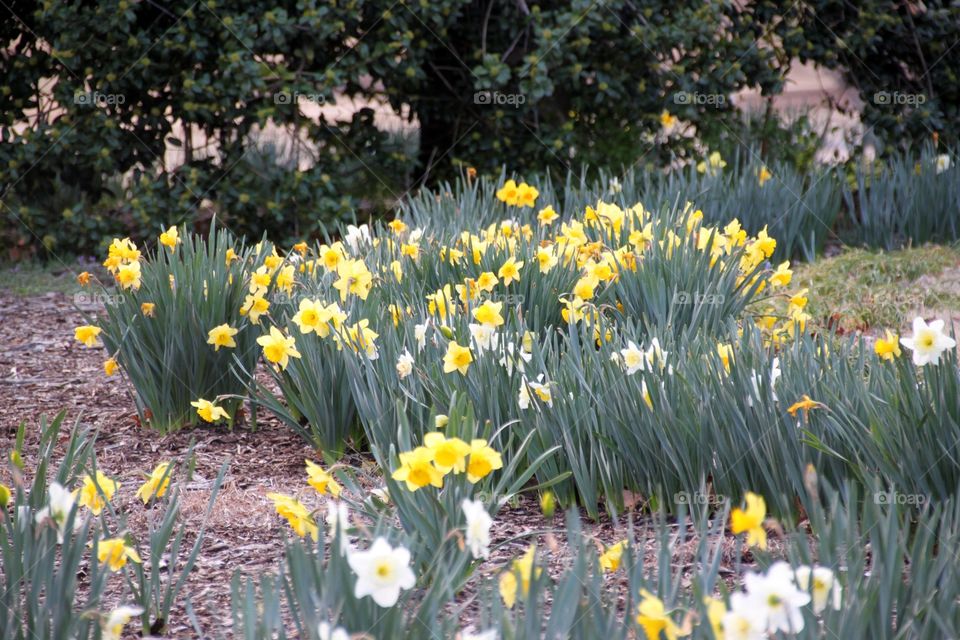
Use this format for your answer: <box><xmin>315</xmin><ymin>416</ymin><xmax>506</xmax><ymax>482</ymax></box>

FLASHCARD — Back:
<box><xmin>757</xmin><ymin>0</ymin><xmax>960</xmax><ymax>152</ymax></box>
<box><xmin>0</xmin><ymin>0</ymin><xmax>794</xmax><ymax>259</ymax></box>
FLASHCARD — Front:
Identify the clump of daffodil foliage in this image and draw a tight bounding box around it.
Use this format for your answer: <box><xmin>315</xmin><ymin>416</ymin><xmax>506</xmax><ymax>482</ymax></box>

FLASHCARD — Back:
<box><xmin>1</xmin><ymin>412</ymin><xmax>226</xmax><ymax>639</ymax></box>
<box><xmin>77</xmin><ymin>225</ymin><xmax>272</xmax><ymax>432</ymax></box>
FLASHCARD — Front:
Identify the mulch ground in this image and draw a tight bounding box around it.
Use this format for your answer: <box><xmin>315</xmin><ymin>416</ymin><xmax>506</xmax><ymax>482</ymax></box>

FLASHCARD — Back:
<box><xmin>0</xmin><ymin>288</ymin><xmax>754</xmax><ymax>637</ymax></box>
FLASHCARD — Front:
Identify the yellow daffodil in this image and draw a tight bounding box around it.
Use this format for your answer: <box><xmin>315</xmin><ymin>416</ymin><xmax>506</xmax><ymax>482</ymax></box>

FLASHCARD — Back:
<box><xmin>659</xmin><ymin>110</ymin><xmax>678</xmax><ymax>128</ymax></box>
<box><xmin>443</xmin><ymin>341</ymin><xmax>473</xmax><ymax>375</ymax></box>
<box><xmin>291</xmin><ymin>299</ymin><xmax>329</xmax><ymax>335</ymax></box>
<box><xmin>573</xmin><ymin>274</ymin><xmax>599</xmax><ymax>300</ymax></box>
<box><xmin>456</xmin><ymin>279</ymin><xmax>481</xmax><ymax>304</ymax></box>
<box><xmin>516</xmin><ymin>182</ymin><xmax>539</xmax><ymax>208</ymax></box>
<box><xmin>103</xmin><ymin>358</ymin><xmax>118</xmax><ymax>376</ymax></box>
<box><xmin>540</xmin><ymin>490</ymin><xmax>556</xmax><ymax>518</ymax></box>
<box><xmin>135</xmin><ymin>462</ymin><xmax>172</xmax><ymax>504</ymax></box>
<box><xmin>499</xmin><ymin>545</ymin><xmax>539</xmax><ymax>608</ymax></box>
<box><xmin>758</xmin><ymin>165</ymin><xmax>773</xmax><ymax>186</ymax></box>
<box><xmin>697</xmin><ymin>151</ymin><xmax>727</xmax><ymax>174</ymax></box>
<box><xmin>332</xmin><ymin>258</ymin><xmax>373</xmax><ymax>301</ymax></box>
<box><xmin>875</xmin><ymin>330</ymin><xmax>902</xmax><ymax>361</ymax></box>
<box><xmin>274</xmin><ymin>265</ymin><xmax>295</xmax><ymax>294</ymax></box>
<box><xmin>305</xmin><ymin>460</ymin><xmax>342</xmax><ymax>497</ymax></box>
<box><xmin>240</xmin><ymin>293</ymin><xmax>270</xmax><ymax>324</ymax></box>
<box><xmin>476</xmin><ymin>271</ymin><xmax>499</xmax><ymax>292</ymax></box>
<box><xmin>537</xmin><ymin>205</ymin><xmax>559</xmax><ymax>225</ymax></box>
<box><xmin>391</xmin><ymin>446</ymin><xmax>443</xmax><ymax>491</ymax></box>
<box><xmin>536</xmin><ymin>246</ymin><xmax>558</xmax><ymax>273</ymax></box>
<box><xmin>116</xmin><ymin>261</ymin><xmax>142</xmax><ymax>290</ymax></box>
<box><xmin>466</xmin><ymin>439</ymin><xmax>502</xmax><ymax>483</ymax></box>
<box><xmin>498</xmin><ymin>257</ymin><xmax>523</xmax><ymax>286</ymax></box>
<box><xmin>730</xmin><ymin>491</ymin><xmax>767</xmax><ymax>550</ymax></box>
<box><xmin>263</xmin><ymin>252</ymin><xmax>283</xmax><ymax>272</ymax></box>
<box><xmin>78</xmin><ymin>471</ymin><xmax>119</xmax><ymax>516</ymax></box>
<box><xmin>704</xmin><ymin>596</ymin><xmax>726</xmax><ymax>638</ymax></box>
<box><xmin>159</xmin><ymin>225</ymin><xmax>180</xmax><ymax>250</ymax></box>
<box><xmin>101</xmin><ymin>605</ymin><xmax>143</xmax><ymax>640</ymax></box>
<box><xmin>599</xmin><ymin>540</ymin><xmax>627</xmax><ymax>572</ymax></box>
<box><xmin>788</xmin><ymin>288</ymin><xmax>808</xmax><ymax>313</ymax></box>
<box><xmin>769</xmin><ymin>261</ymin><xmax>792</xmax><ymax>287</ymax></box>
<box><xmin>140</xmin><ymin>302</ymin><xmax>155</xmax><ymax>317</ymax></box>
<box><xmin>191</xmin><ymin>398</ymin><xmax>230</xmax><ymax>423</ymax></box>
<box><xmin>496</xmin><ymin>179</ymin><xmax>520</xmax><ymax>205</ymax></box>
<box><xmin>338</xmin><ymin>319</ymin><xmax>379</xmax><ymax>360</ymax></box>
<box><xmin>636</xmin><ymin>589</ymin><xmax>683</xmax><ymax>640</ymax></box>
<box><xmin>97</xmin><ymin>537</ymin><xmax>142</xmax><ymax>571</ymax></box>
<box><xmin>249</xmin><ymin>266</ymin><xmax>272</xmax><ymax>294</ymax></box>
<box><xmin>717</xmin><ymin>343</ymin><xmax>734</xmax><ymax>373</ymax></box>
<box><xmin>207</xmin><ymin>324</ymin><xmax>239</xmax><ymax>351</ymax></box>
<box><xmin>75</xmin><ymin>325</ymin><xmax>102</xmax><ymax>347</ymax></box>
<box><xmin>787</xmin><ymin>394</ymin><xmax>824</xmax><ymax>417</ymax></box>
<box><xmin>257</xmin><ymin>326</ymin><xmax>301</xmax><ymax>369</ymax></box>
<box><xmin>266</xmin><ymin>492</ymin><xmax>318</xmax><ymax>540</ymax></box>
<box><xmin>754</xmin><ymin>227</ymin><xmax>776</xmax><ymax>258</ymax></box>
<box><xmin>427</xmin><ymin>285</ymin><xmax>455</xmax><ymax>323</ymax></box>
<box><xmin>423</xmin><ymin>432</ymin><xmax>470</xmax><ymax>474</ymax></box>
<box><xmin>472</xmin><ymin>300</ymin><xmax>504</xmax><ymax>328</ymax></box>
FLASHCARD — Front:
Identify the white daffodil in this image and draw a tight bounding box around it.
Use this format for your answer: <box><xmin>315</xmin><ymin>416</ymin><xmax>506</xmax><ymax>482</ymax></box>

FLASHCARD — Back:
<box><xmin>469</xmin><ymin>323</ymin><xmax>498</xmax><ymax>352</ymax></box>
<box><xmin>414</xmin><ymin>322</ymin><xmax>429</xmax><ymax>352</ymax></box>
<box><xmin>348</xmin><ymin>537</ymin><xmax>416</xmax><ymax>607</ymax></box>
<box><xmin>101</xmin><ymin>605</ymin><xmax>143</xmax><ymax>640</ymax></box>
<box><xmin>396</xmin><ymin>349</ymin><xmax>414</xmax><ymax>379</ymax></box>
<box><xmin>318</xmin><ymin>622</ymin><xmax>350</xmax><ymax>640</ymax></box>
<box><xmin>620</xmin><ymin>340</ymin><xmax>645</xmax><ymax>374</ymax></box>
<box><xmin>518</xmin><ymin>380</ymin><xmax>532</xmax><ymax>410</ymax></box>
<box><xmin>900</xmin><ymin>317</ymin><xmax>956</xmax><ymax>366</ymax></box>
<box><xmin>326</xmin><ymin>501</ymin><xmax>352</xmax><ymax>554</ymax></box>
<box><xmin>344</xmin><ymin>224</ymin><xmax>371</xmax><ymax>252</ymax></box>
<box><xmin>461</xmin><ymin>498</ymin><xmax>493</xmax><ymax>560</ymax></box>
<box><xmin>723</xmin><ymin>593</ymin><xmax>767</xmax><ymax>640</ymax></box>
<box><xmin>936</xmin><ymin>154</ymin><xmax>951</xmax><ymax>174</ymax></box>
<box><xmin>742</xmin><ymin>561</ymin><xmax>811</xmax><ymax>634</ymax></box>
<box><xmin>748</xmin><ymin>356</ymin><xmax>782</xmax><ymax>407</ymax></box>
<box><xmin>35</xmin><ymin>481</ymin><xmax>76</xmax><ymax>543</ymax></box>
<box><xmin>498</xmin><ymin>341</ymin><xmax>530</xmax><ymax>375</ymax></box>
<box><xmin>527</xmin><ymin>374</ymin><xmax>553</xmax><ymax>408</ymax></box>
<box><xmin>794</xmin><ymin>565</ymin><xmax>842</xmax><ymax>614</ymax></box>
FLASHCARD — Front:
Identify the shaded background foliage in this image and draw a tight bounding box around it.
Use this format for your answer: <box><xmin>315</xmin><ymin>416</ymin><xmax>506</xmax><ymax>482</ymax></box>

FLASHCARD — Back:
<box><xmin>1</xmin><ymin>0</ymin><xmax>958</xmax><ymax>257</ymax></box>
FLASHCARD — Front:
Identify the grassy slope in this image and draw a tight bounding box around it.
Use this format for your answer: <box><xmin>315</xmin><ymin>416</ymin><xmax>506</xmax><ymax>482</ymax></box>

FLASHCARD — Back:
<box><xmin>794</xmin><ymin>244</ymin><xmax>960</xmax><ymax>334</ymax></box>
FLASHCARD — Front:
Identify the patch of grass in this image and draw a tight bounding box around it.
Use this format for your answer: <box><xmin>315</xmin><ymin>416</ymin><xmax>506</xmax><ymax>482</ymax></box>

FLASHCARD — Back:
<box><xmin>0</xmin><ymin>261</ymin><xmax>86</xmax><ymax>296</ymax></box>
<box><xmin>794</xmin><ymin>244</ymin><xmax>960</xmax><ymax>333</ymax></box>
